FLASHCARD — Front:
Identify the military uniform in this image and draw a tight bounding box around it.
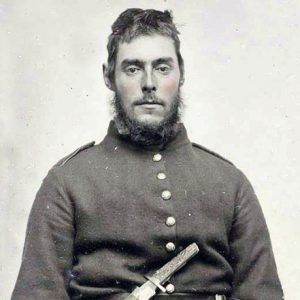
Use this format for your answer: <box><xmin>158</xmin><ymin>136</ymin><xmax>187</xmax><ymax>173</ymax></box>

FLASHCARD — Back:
<box><xmin>12</xmin><ymin>122</ymin><xmax>283</xmax><ymax>300</ymax></box>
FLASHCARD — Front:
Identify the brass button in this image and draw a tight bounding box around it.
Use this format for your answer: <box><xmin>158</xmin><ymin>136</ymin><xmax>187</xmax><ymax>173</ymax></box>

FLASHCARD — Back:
<box><xmin>157</xmin><ymin>172</ymin><xmax>166</xmax><ymax>180</ymax></box>
<box><xmin>165</xmin><ymin>242</ymin><xmax>176</xmax><ymax>252</ymax></box>
<box><xmin>166</xmin><ymin>216</ymin><xmax>176</xmax><ymax>227</ymax></box>
<box><xmin>165</xmin><ymin>283</ymin><xmax>175</xmax><ymax>294</ymax></box>
<box><xmin>153</xmin><ymin>153</ymin><xmax>162</xmax><ymax>162</ymax></box>
<box><xmin>161</xmin><ymin>190</ymin><xmax>171</xmax><ymax>200</ymax></box>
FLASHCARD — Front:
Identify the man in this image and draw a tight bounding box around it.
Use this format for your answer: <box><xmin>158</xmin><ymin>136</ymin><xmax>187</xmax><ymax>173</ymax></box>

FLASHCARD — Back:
<box><xmin>12</xmin><ymin>8</ymin><xmax>283</xmax><ymax>300</ymax></box>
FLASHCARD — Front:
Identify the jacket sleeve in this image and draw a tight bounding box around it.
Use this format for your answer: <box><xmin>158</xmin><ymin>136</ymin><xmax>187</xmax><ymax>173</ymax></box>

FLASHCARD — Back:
<box><xmin>229</xmin><ymin>173</ymin><xmax>284</xmax><ymax>300</ymax></box>
<box><xmin>12</xmin><ymin>169</ymin><xmax>74</xmax><ymax>300</ymax></box>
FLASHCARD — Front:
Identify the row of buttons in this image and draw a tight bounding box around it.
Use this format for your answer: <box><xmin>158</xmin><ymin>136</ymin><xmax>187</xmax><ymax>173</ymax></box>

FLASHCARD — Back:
<box><xmin>153</xmin><ymin>153</ymin><xmax>176</xmax><ymax>294</ymax></box>
<box><xmin>153</xmin><ymin>153</ymin><xmax>177</xmax><ymax>253</ymax></box>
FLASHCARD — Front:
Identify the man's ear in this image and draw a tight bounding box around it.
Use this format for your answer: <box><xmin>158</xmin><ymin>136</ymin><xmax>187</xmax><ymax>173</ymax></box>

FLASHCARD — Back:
<box><xmin>179</xmin><ymin>75</ymin><xmax>185</xmax><ymax>87</ymax></box>
<box><xmin>179</xmin><ymin>65</ymin><xmax>185</xmax><ymax>86</ymax></box>
<box><xmin>103</xmin><ymin>64</ymin><xmax>114</xmax><ymax>91</ymax></box>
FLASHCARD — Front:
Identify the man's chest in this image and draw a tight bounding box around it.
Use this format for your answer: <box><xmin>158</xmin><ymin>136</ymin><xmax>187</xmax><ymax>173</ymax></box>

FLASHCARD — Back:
<box><xmin>69</xmin><ymin>151</ymin><xmax>234</xmax><ymax>257</ymax></box>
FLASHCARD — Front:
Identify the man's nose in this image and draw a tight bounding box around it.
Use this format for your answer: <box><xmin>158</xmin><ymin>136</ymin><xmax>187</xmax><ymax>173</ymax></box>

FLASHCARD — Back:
<box><xmin>142</xmin><ymin>69</ymin><xmax>156</xmax><ymax>93</ymax></box>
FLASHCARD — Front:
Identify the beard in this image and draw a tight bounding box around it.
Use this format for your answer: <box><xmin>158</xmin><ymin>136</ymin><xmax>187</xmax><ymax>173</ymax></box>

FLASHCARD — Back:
<box><xmin>111</xmin><ymin>91</ymin><xmax>183</xmax><ymax>148</ymax></box>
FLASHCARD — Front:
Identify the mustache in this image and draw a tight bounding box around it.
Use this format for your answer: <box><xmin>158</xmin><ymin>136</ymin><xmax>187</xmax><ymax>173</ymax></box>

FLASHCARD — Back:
<box><xmin>133</xmin><ymin>94</ymin><xmax>164</xmax><ymax>106</ymax></box>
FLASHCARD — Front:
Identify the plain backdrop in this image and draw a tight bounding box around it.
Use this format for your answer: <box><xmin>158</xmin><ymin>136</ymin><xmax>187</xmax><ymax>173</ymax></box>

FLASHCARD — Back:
<box><xmin>1</xmin><ymin>0</ymin><xmax>299</xmax><ymax>299</ymax></box>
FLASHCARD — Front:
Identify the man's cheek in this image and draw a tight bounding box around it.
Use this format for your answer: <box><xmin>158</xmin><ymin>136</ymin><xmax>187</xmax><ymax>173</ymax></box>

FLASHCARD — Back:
<box><xmin>120</xmin><ymin>81</ymin><xmax>138</xmax><ymax>96</ymax></box>
<box><xmin>161</xmin><ymin>78</ymin><xmax>179</xmax><ymax>92</ymax></box>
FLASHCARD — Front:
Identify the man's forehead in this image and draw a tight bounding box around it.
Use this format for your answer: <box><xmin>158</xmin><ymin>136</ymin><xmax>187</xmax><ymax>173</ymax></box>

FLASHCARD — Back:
<box><xmin>116</xmin><ymin>34</ymin><xmax>177</xmax><ymax>63</ymax></box>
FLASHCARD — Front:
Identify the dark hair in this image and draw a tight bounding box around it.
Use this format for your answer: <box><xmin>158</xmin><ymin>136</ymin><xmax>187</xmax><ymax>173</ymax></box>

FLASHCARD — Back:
<box><xmin>106</xmin><ymin>8</ymin><xmax>184</xmax><ymax>82</ymax></box>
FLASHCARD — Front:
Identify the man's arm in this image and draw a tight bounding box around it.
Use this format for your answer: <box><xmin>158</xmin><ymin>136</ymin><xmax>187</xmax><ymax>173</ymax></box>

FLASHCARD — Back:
<box><xmin>12</xmin><ymin>169</ymin><xmax>74</xmax><ymax>299</ymax></box>
<box><xmin>229</xmin><ymin>173</ymin><xmax>284</xmax><ymax>300</ymax></box>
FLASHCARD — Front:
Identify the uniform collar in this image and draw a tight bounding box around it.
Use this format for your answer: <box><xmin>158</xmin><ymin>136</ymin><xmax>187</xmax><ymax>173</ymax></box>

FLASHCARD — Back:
<box><xmin>103</xmin><ymin>120</ymin><xmax>191</xmax><ymax>153</ymax></box>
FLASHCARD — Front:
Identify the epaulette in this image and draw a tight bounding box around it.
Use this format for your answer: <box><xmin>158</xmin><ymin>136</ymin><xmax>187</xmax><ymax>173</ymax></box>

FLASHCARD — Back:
<box><xmin>192</xmin><ymin>142</ymin><xmax>233</xmax><ymax>165</ymax></box>
<box><xmin>57</xmin><ymin>141</ymin><xmax>95</xmax><ymax>166</ymax></box>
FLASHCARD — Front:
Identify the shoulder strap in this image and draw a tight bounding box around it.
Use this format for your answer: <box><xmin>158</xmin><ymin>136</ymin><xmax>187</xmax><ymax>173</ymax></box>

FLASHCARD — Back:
<box><xmin>192</xmin><ymin>142</ymin><xmax>233</xmax><ymax>165</ymax></box>
<box><xmin>58</xmin><ymin>141</ymin><xmax>95</xmax><ymax>166</ymax></box>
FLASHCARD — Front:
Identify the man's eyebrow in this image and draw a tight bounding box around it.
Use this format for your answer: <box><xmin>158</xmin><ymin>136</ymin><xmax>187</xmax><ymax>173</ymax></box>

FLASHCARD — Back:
<box><xmin>121</xmin><ymin>59</ymin><xmax>145</xmax><ymax>68</ymax></box>
<box><xmin>152</xmin><ymin>57</ymin><xmax>174</xmax><ymax>66</ymax></box>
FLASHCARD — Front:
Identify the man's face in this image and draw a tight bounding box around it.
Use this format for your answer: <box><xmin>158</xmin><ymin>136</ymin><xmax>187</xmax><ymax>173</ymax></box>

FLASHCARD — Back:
<box><xmin>113</xmin><ymin>34</ymin><xmax>182</xmax><ymax>126</ymax></box>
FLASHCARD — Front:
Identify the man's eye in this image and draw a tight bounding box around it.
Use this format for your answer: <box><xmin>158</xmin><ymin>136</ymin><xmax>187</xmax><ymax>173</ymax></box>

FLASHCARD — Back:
<box><xmin>156</xmin><ymin>65</ymin><xmax>171</xmax><ymax>74</ymax></box>
<box><xmin>125</xmin><ymin>66</ymin><xmax>140</xmax><ymax>75</ymax></box>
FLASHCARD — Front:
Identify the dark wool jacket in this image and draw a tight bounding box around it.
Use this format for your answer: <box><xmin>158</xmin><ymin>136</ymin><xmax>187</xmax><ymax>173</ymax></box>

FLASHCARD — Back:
<box><xmin>12</xmin><ymin>122</ymin><xmax>283</xmax><ymax>300</ymax></box>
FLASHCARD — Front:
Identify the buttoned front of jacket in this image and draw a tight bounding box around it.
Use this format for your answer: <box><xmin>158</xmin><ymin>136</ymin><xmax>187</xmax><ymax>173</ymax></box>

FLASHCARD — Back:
<box><xmin>12</xmin><ymin>122</ymin><xmax>283</xmax><ymax>300</ymax></box>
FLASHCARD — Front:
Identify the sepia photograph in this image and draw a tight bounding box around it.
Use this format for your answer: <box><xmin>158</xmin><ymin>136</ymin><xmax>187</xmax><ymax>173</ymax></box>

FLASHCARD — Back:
<box><xmin>1</xmin><ymin>1</ymin><xmax>299</xmax><ymax>299</ymax></box>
